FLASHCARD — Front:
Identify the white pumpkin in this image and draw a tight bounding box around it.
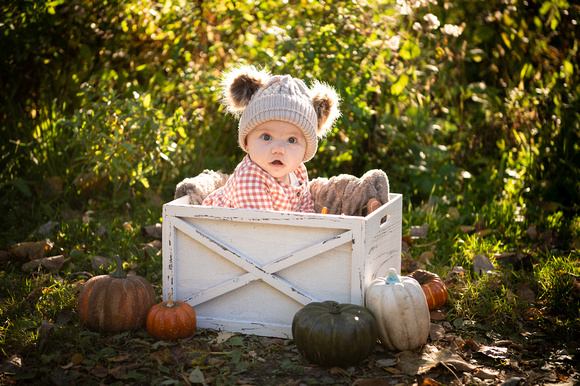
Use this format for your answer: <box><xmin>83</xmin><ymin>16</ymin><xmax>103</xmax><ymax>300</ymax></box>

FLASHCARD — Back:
<box><xmin>365</xmin><ymin>268</ymin><xmax>430</xmax><ymax>351</ymax></box>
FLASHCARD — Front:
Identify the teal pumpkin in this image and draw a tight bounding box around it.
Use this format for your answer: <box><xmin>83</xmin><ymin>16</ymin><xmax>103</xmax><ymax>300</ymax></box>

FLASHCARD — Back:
<box><xmin>292</xmin><ymin>300</ymin><xmax>378</xmax><ymax>366</ymax></box>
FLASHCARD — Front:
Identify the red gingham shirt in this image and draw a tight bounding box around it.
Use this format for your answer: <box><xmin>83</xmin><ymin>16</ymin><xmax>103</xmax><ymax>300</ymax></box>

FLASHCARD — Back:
<box><xmin>202</xmin><ymin>155</ymin><xmax>315</xmax><ymax>213</ymax></box>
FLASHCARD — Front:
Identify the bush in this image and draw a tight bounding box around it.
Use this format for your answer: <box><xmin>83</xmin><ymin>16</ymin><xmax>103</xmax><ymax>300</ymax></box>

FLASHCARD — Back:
<box><xmin>1</xmin><ymin>0</ymin><xmax>578</xmax><ymax>223</ymax></box>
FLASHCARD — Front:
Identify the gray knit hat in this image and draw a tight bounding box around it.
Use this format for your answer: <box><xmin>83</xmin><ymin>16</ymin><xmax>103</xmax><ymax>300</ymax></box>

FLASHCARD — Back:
<box><xmin>220</xmin><ymin>65</ymin><xmax>340</xmax><ymax>162</ymax></box>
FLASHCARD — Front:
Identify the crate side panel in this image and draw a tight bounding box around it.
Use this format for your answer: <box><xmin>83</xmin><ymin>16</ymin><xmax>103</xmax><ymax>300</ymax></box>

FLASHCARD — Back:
<box><xmin>174</xmin><ymin>228</ymin><xmax>247</xmax><ymax>297</ymax></box>
<box><xmin>363</xmin><ymin>194</ymin><xmax>403</xmax><ymax>287</ymax></box>
<box><xmin>180</xmin><ymin>217</ymin><xmax>347</xmax><ymax>265</ymax></box>
<box><xmin>193</xmin><ymin>280</ymin><xmax>303</xmax><ymax>326</ymax></box>
<box><xmin>276</xmin><ymin>243</ymin><xmax>352</xmax><ymax>304</ymax></box>
<box><xmin>196</xmin><ymin>318</ymin><xmax>292</xmax><ymax>338</ymax></box>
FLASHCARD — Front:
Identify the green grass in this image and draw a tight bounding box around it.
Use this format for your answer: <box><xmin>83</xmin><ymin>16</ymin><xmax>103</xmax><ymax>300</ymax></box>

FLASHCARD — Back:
<box><xmin>1</xmin><ymin>190</ymin><xmax>579</xmax><ymax>384</ymax></box>
<box><xmin>0</xmin><ymin>192</ymin><xmax>164</xmax><ymax>360</ymax></box>
<box><xmin>401</xmin><ymin>197</ymin><xmax>580</xmax><ymax>343</ymax></box>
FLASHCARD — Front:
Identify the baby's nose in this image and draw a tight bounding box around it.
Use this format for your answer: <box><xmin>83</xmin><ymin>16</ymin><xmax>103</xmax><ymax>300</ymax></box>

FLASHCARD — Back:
<box><xmin>272</xmin><ymin>141</ymin><xmax>286</xmax><ymax>154</ymax></box>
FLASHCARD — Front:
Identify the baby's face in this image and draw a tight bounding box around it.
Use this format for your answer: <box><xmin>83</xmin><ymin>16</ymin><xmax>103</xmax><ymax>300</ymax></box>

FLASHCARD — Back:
<box><xmin>246</xmin><ymin>120</ymin><xmax>307</xmax><ymax>185</ymax></box>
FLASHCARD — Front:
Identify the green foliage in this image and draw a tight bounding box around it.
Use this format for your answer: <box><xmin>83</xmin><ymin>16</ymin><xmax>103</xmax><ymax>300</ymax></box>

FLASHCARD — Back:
<box><xmin>59</xmin><ymin>85</ymin><xmax>186</xmax><ymax>194</ymax></box>
<box><xmin>2</xmin><ymin>0</ymin><xmax>579</xmax><ymax>216</ymax></box>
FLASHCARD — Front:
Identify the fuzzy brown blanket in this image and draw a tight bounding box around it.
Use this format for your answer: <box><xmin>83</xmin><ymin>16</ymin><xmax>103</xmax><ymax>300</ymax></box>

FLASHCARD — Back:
<box><xmin>174</xmin><ymin>169</ymin><xmax>389</xmax><ymax>216</ymax></box>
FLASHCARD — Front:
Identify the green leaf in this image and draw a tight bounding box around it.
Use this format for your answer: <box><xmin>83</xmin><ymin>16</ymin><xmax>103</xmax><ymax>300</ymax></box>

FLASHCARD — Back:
<box><xmin>399</xmin><ymin>40</ymin><xmax>420</xmax><ymax>60</ymax></box>
<box><xmin>139</xmin><ymin>177</ymin><xmax>150</xmax><ymax>189</ymax></box>
<box><xmin>143</xmin><ymin>94</ymin><xmax>151</xmax><ymax>108</ymax></box>
<box><xmin>391</xmin><ymin>74</ymin><xmax>408</xmax><ymax>95</ymax></box>
<box><xmin>501</xmin><ymin>32</ymin><xmax>512</xmax><ymax>49</ymax></box>
<box><xmin>188</xmin><ymin>367</ymin><xmax>206</xmax><ymax>384</ymax></box>
<box><xmin>539</xmin><ymin>1</ymin><xmax>553</xmax><ymax>15</ymax></box>
<box><xmin>12</xmin><ymin>179</ymin><xmax>32</xmax><ymax>197</ymax></box>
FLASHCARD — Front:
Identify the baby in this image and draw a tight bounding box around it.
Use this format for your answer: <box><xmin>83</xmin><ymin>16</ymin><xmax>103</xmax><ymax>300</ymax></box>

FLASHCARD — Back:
<box><xmin>202</xmin><ymin>65</ymin><xmax>340</xmax><ymax>212</ymax></box>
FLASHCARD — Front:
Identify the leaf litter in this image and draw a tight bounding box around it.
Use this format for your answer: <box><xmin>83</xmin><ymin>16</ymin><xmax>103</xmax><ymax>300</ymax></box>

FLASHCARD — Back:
<box><xmin>2</xmin><ymin>208</ymin><xmax>579</xmax><ymax>384</ymax></box>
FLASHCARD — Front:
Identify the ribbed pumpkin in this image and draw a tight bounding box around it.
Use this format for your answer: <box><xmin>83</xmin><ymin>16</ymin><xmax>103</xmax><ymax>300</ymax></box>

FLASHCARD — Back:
<box><xmin>146</xmin><ymin>294</ymin><xmax>197</xmax><ymax>340</ymax></box>
<box><xmin>78</xmin><ymin>255</ymin><xmax>156</xmax><ymax>333</ymax></box>
<box><xmin>292</xmin><ymin>301</ymin><xmax>377</xmax><ymax>367</ymax></box>
<box><xmin>408</xmin><ymin>269</ymin><xmax>449</xmax><ymax>310</ymax></box>
<box><xmin>365</xmin><ymin>268</ymin><xmax>430</xmax><ymax>352</ymax></box>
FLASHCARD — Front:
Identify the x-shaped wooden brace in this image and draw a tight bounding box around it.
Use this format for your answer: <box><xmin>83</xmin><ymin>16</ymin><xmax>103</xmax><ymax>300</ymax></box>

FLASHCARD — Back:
<box><xmin>173</xmin><ymin>217</ymin><xmax>353</xmax><ymax>306</ymax></box>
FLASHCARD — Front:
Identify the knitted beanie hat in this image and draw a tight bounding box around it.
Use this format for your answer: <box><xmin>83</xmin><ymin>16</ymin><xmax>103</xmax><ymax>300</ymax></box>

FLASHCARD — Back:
<box><xmin>220</xmin><ymin>65</ymin><xmax>340</xmax><ymax>162</ymax></box>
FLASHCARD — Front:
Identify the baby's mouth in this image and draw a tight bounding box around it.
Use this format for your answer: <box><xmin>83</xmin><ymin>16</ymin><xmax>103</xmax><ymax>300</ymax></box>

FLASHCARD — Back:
<box><xmin>271</xmin><ymin>160</ymin><xmax>284</xmax><ymax>166</ymax></box>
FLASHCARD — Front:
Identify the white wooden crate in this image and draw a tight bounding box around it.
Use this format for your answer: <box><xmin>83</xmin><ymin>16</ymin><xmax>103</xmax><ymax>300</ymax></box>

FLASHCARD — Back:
<box><xmin>162</xmin><ymin>193</ymin><xmax>402</xmax><ymax>338</ymax></box>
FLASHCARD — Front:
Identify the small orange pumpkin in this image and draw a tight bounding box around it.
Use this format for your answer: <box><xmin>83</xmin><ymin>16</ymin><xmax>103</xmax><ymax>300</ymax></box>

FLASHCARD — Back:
<box><xmin>408</xmin><ymin>269</ymin><xmax>449</xmax><ymax>310</ymax></box>
<box><xmin>78</xmin><ymin>255</ymin><xmax>156</xmax><ymax>332</ymax></box>
<box><xmin>146</xmin><ymin>294</ymin><xmax>197</xmax><ymax>340</ymax></box>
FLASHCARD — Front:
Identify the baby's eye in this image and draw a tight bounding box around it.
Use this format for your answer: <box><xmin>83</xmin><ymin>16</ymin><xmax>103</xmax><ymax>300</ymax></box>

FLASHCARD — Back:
<box><xmin>288</xmin><ymin>137</ymin><xmax>298</xmax><ymax>144</ymax></box>
<box><xmin>261</xmin><ymin>134</ymin><xmax>271</xmax><ymax>141</ymax></box>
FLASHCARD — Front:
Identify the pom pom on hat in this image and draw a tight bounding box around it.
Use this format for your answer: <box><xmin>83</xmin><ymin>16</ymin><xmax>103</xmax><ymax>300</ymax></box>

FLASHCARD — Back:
<box><xmin>311</xmin><ymin>80</ymin><xmax>341</xmax><ymax>135</ymax></box>
<box><xmin>221</xmin><ymin>65</ymin><xmax>271</xmax><ymax>115</ymax></box>
<box><xmin>220</xmin><ymin>65</ymin><xmax>341</xmax><ymax>162</ymax></box>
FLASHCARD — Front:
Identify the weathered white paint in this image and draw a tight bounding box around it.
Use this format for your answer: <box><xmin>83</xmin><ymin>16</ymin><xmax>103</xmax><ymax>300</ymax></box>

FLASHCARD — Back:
<box><xmin>162</xmin><ymin>193</ymin><xmax>402</xmax><ymax>338</ymax></box>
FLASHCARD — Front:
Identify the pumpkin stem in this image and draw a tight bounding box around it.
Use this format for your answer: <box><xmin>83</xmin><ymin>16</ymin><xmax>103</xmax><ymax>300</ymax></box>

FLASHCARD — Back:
<box><xmin>167</xmin><ymin>293</ymin><xmax>175</xmax><ymax>307</ymax></box>
<box><xmin>386</xmin><ymin>268</ymin><xmax>401</xmax><ymax>284</ymax></box>
<box><xmin>329</xmin><ymin>301</ymin><xmax>342</xmax><ymax>315</ymax></box>
<box><xmin>110</xmin><ymin>255</ymin><xmax>127</xmax><ymax>279</ymax></box>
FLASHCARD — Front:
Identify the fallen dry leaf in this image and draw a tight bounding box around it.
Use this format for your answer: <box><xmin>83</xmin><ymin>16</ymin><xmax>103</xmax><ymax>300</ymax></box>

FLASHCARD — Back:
<box><xmin>395</xmin><ymin>348</ymin><xmax>470</xmax><ymax>376</ymax></box>
<box><xmin>188</xmin><ymin>367</ymin><xmax>206</xmax><ymax>384</ymax></box>
<box><xmin>36</xmin><ymin>220</ymin><xmax>60</xmax><ymax>236</ymax></box>
<box><xmin>260</xmin><ymin>338</ymin><xmax>285</xmax><ymax>348</ymax></box>
<box><xmin>476</xmin><ymin>229</ymin><xmax>493</xmax><ymax>238</ymax></box>
<box><xmin>330</xmin><ymin>366</ymin><xmax>350</xmax><ymax>376</ymax></box>
<box><xmin>353</xmin><ymin>378</ymin><xmax>392</xmax><ymax>385</ymax></box>
<box><xmin>0</xmin><ymin>355</ymin><xmax>23</xmax><ymax>374</ymax></box>
<box><xmin>527</xmin><ymin>224</ymin><xmax>538</xmax><ymax>239</ymax></box>
<box><xmin>420</xmin><ymin>377</ymin><xmax>443</xmax><ymax>385</ymax></box>
<box><xmin>401</xmin><ymin>257</ymin><xmax>425</xmax><ymax>273</ymax></box>
<box><xmin>91</xmin><ymin>255</ymin><xmax>112</xmax><ymax>270</ymax></box>
<box><xmin>74</xmin><ymin>171</ymin><xmax>109</xmax><ymax>195</ymax></box>
<box><xmin>215</xmin><ymin>331</ymin><xmax>235</xmax><ymax>344</ymax></box>
<box><xmin>411</xmin><ymin>223</ymin><xmax>429</xmax><ymax>239</ymax></box>
<box><xmin>82</xmin><ymin>210</ymin><xmax>95</xmax><ymax>224</ymax></box>
<box><xmin>142</xmin><ymin>223</ymin><xmax>163</xmax><ymax>239</ymax></box>
<box><xmin>91</xmin><ymin>365</ymin><xmax>109</xmax><ymax>378</ymax></box>
<box><xmin>447</xmin><ymin>207</ymin><xmax>460</xmax><ymax>220</ymax></box>
<box><xmin>9</xmin><ymin>239</ymin><xmax>54</xmax><ymax>260</ymax></box>
<box><xmin>418</xmin><ymin>251</ymin><xmax>434</xmax><ymax>264</ymax></box>
<box><xmin>516</xmin><ymin>283</ymin><xmax>536</xmax><ymax>302</ymax></box>
<box><xmin>37</xmin><ymin>322</ymin><xmax>55</xmax><ymax>350</ymax></box>
<box><xmin>375</xmin><ymin>358</ymin><xmax>398</xmax><ymax>368</ymax></box>
<box><xmin>141</xmin><ymin>240</ymin><xmax>162</xmax><ymax>257</ymax></box>
<box><xmin>0</xmin><ymin>250</ymin><xmax>9</xmax><ymax>262</ymax></box>
<box><xmin>473</xmin><ymin>254</ymin><xmax>496</xmax><ymax>275</ymax></box>
<box><xmin>22</xmin><ymin>255</ymin><xmax>65</xmax><ymax>272</ymax></box>
<box><xmin>56</xmin><ymin>307</ymin><xmax>73</xmax><ymax>325</ymax></box>
<box><xmin>473</xmin><ymin>368</ymin><xmax>499</xmax><ymax>379</ymax></box>
<box><xmin>96</xmin><ymin>225</ymin><xmax>107</xmax><ymax>237</ymax></box>
<box><xmin>445</xmin><ymin>266</ymin><xmax>466</xmax><ymax>282</ymax></box>
<box><xmin>430</xmin><ymin>324</ymin><xmax>446</xmax><ymax>341</ymax></box>
<box><xmin>429</xmin><ymin>310</ymin><xmax>446</xmax><ymax>321</ymax></box>
<box><xmin>457</xmin><ymin>225</ymin><xmax>475</xmax><ymax>233</ymax></box>
<box><xmin>36</xmin><ymin>176</ymin><xmax>63</xmax><ymax>199</ymax></box>
<box><xmin>478</xmin><ymin>345</ymin><xmax>509</xmax><ymax>359</ymax></box>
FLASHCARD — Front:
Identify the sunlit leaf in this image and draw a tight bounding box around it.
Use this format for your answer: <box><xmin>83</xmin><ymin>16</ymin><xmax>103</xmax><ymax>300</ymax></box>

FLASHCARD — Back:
<box><xmin>391</xmin><ymin>74</ymin><xmax>408</xmax><ymax>95</ymax></box>
<box><xmin>399</xmin><ymin>40</ymin><xmax>420</xmax><ymax>60</ymax></box>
